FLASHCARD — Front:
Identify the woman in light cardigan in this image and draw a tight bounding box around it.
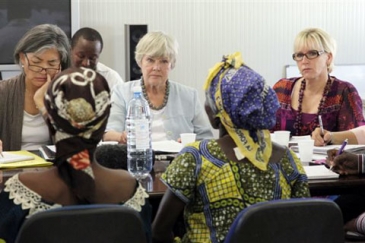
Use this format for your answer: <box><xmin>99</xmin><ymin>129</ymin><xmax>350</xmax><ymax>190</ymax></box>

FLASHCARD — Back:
<box><xmin>0</xmin><ymin>24</ymin><xmax>70</xmax><ymax>153</ymax></box>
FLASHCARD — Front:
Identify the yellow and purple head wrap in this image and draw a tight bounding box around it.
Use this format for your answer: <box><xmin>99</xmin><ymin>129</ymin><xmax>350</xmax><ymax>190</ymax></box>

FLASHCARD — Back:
<box><xmin>44</xmin><ymin>67</ymin><xmax>111</xmax><ymax>203</ymax></box>
<box><xmin>204</xmin><ymin>52</ymin><xmax>280</xmax><ymax>170</ymax></box>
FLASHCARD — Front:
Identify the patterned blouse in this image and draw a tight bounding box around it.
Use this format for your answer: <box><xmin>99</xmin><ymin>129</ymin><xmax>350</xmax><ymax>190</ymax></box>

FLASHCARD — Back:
<box><xmin>161</xmin><ymin>140</ymin><xmax>310</xmax><ymax>243</ymax></box>
<box><xmin>0</xmin><ymin>174</ymin><xmax>151</xmax><ymax>243</ymax></box>
<box><xmin>273</xmin><ymin>77</ymin><xmax>365</xmax><ymax>136</ymax></box>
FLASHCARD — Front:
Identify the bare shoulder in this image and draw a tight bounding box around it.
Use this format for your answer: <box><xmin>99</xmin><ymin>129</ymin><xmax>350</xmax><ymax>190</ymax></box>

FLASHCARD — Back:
<box><xmin>18</xmin><ymin>167</ymin><xmax>66</xmax><ymax>198</ymax></box>
<box><xmin>18</xmin><ymin>167</ymin><xmax>59</xmax><ymax>187</ymax></box>
<box><xmin>94</xmin><ymin>167</ymin><xmax>137</xmax><ymax>201</ymax></box>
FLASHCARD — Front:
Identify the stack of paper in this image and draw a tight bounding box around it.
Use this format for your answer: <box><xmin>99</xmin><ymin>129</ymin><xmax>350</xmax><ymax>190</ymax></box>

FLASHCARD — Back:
<box><xmin>0</xmin><ymin>151</ymin><xmax>53</xmax><ymax>169</ymax></box>
<box><xmin>291</xmin><ymin>144</ymin><xmax>365</xmax><ymax>155</ymax></box>
<box><xmin>152</xmin><ymin>140</ymin><xmax>183</xmax><ymax>153</ymax></box>
<box><xmin>312</xmin><ymin>145</ymin><xmax>365</xmax><ymax>155</ymax></box>
<box><xmin>303</xmin><ymin>165</ymin><xmax>339</xmax><ymax>179</ymax></box>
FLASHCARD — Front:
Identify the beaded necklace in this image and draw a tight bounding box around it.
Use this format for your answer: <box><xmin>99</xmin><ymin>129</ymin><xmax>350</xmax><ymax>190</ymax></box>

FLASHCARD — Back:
<box><xmin>294</xmin><ymin>76</ymin><xmax>332</xmax><ymax>136</ymax></box>
<box><xmin>141</xmin><ymin>78</ymin><xmax>170</xmax><ymax>110</ymax></box>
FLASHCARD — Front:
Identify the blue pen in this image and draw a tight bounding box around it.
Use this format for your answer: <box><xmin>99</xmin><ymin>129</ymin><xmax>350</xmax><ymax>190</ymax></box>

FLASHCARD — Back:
<box><xmin>336</xmin><ymin>138</ymin><xmax>348</xmax><ymax>155</ymax></box>
<box><xmin>329</xmin><ymin>138</ymin><xmax>348</xmax><ymax>170</ymax></box>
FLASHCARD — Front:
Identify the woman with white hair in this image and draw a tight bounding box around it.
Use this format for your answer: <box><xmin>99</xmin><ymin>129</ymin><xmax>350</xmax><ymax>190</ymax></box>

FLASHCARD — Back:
<box><xmin>103</xmin><ymin>31</ymin><xmax>213</xmax><ymax>143</ymax></box>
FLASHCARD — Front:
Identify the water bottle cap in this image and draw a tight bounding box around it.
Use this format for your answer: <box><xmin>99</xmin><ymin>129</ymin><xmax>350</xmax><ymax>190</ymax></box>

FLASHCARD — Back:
<box><xmin>132</xmin><ymin>86</ymin><xmax>142</xmax><ymax>93</ymax></box>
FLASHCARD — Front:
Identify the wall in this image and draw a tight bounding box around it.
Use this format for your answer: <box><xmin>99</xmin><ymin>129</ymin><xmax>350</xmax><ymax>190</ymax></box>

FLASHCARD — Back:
<box><xmin>79</xmin><ymin>0</ymin><xmax>365</xmax><ymax>108</ymax></box>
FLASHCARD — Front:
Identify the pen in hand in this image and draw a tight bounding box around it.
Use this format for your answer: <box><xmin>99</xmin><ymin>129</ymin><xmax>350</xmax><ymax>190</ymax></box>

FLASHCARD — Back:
<box><xmin>318</xmin><ymin>115</ymin><xmax>324</xmax><ymax>136</ymax></box>
<box><xmin>330</xmin><ymin>138</ymin><xmax>348</xmax><ymax>170</ymax></box>
<box><xmin>337</xmin><ymin>138</ymin><xmax>348</xmax><ymax>156</ymax></box>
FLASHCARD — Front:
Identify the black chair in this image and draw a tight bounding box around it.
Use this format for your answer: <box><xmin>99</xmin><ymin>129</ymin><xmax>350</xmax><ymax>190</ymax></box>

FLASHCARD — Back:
<box><xmin>15</xmin><ymin>204</ymin><xmax>147</xmax><ymax>243</ymax></box>
<box><xmin>224</xmin><ymin>198</ymin><xmax>344</xmax><ymax>243</ymax></box>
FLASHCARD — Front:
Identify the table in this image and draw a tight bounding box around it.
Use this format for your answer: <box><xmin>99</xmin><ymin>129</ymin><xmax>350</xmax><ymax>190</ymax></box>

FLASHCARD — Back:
<box><xmin>2</xmin><ymin>162</ymin><xmax>364</xmax><ymax>197</ymax></box>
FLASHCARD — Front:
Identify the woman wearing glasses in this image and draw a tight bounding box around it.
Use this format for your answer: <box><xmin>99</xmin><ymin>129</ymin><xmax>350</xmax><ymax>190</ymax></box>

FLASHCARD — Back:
<box><xmin>0</xmin><ymin>24</ymin><xmax>70</xmax><ymax>152</ymax></box>
<box><xmin>272</xmin><ymin>28</ymin><xmax>365</xmax><ymax>136</ymax></box>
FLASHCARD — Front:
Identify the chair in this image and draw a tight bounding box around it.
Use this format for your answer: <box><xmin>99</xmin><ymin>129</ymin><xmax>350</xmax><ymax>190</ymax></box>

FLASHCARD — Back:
<box><xmin>15</xmin><ymin>204</ymin><xmax>147</xmax><ymax>243</ymax></box>
<box><xmin>224</xmin><ymin>198</ymin><xmax>344</xmax><ymax>243</ymax></box>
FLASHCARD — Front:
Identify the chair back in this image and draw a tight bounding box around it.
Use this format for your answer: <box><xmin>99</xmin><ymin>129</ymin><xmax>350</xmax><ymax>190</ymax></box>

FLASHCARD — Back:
<box><xmin>224</xmin><ymin>198</ymin><xmax>344</xmax><ymax>243</ymax></box>
<box><xmin>15</xmin><ymin>204</ymin><xmax>147</xmax><ymax>243</ymax></box>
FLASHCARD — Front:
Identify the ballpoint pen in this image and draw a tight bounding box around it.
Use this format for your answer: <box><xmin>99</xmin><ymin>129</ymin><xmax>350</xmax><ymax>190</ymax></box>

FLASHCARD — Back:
<box><xmin>337</xmin><ymin>138</ymin><xmax>348</xmax><ymax>156</ymax></box>
<box><xmin>330</xmin><ymin>138</ymin><xmax>348</xmax><ymax>170</ymax></box>
<box><xmin>0</xmin><ymin>152</ymin><xmax>3</xmax><ymax>158</ymax></box>
<box><xmin>318</xmin><ymin>115</ymin><xmax>324</xmax><ymax>136</ymax></box>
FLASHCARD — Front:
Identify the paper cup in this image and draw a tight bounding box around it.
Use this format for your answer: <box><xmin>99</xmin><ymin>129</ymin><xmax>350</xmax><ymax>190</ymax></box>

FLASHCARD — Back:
<box><xmin>274</xmin><ymin>131</ymin><xmax>290</xmax><ymax>147</ymax></box>
<box><xmin>298</xmin><ymin>139</ymin><xmax>315</xmax><ymax>164</ymax></box>
<box><xmin>270</xmin><ymin>133</ymin><xmax>276</xmax><ymax>143</ymax></box>
<box><xmin>180</xmin><ymin>133</ymin><xmax>196</xmax><ymax>146</ymax></box>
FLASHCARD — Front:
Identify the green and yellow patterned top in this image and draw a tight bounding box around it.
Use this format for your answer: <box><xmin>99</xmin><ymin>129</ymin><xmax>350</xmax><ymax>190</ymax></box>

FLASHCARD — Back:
<box><xmin>161</xmin><ymin>139</ymin><xmax>310</xmax><ymax>243</ymax></box>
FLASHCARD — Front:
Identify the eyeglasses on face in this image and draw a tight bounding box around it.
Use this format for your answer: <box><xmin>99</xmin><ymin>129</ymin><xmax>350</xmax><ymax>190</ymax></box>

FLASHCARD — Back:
<box><xmin>24</xmin><ymin>53</ymin><xmax>60</xmax><ymax>75</ymax></box>
<box><xmin>292</xmin><ymin>50</ymin><xmax>325</xmax><ymax>61</ymax></box>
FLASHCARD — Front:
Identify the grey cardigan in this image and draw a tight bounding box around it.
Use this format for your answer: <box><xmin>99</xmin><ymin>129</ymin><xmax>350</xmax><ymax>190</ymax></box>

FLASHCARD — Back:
<box><xmin>107</xmin><ymin>80</ymin><xmax>213</xmax><ymax>141</ymax></box>
<box><xmin>0</xmin><ymin>74</ymin><xmax>26</xmax><ymax>151</ymax></box>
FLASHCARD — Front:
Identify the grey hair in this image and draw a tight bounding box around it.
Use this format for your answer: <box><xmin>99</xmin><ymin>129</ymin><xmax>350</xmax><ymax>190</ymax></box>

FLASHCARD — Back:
<box><xmin>14</xmin><ymin>24</ymin><xmax>71</xmax><ymax>70</ymax></box>
<box><xmin>135</xmin><ymin>31</ymin><xmax>179</xmax><ymax>69</ymax></box>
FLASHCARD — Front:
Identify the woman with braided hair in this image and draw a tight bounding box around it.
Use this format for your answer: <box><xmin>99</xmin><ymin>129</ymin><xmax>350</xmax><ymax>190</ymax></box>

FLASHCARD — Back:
<box><xmin>0</xmin><ymin>67</ymin><xmax>151</xmax><ymax>243</ymax></box>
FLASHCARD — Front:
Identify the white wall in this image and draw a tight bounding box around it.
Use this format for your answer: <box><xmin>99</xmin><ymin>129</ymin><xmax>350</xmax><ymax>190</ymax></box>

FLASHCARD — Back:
<box><xmin>79</xmin><ymin>0</ymin><xmax>365</xmax><ymax>105</ymax></box>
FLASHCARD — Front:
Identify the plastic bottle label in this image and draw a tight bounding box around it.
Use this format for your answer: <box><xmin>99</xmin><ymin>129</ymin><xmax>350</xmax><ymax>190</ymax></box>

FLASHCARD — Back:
<box><xmin>135</xmin><ymin>118</ymin><xmax>150</xmax><ymax>149</ymax></box>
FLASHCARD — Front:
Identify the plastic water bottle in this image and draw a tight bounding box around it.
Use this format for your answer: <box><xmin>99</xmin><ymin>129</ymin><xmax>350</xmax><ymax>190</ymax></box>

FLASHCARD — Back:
<box><xmin>126</xmin><ymin>86</ymin><xmax>153</xmax><ymax>179</ymax></box>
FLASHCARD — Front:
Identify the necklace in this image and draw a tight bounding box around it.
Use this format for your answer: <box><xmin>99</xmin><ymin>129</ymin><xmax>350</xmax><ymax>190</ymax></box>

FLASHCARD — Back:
<box><xmin>294</xmin><ymin>76</ymin><xmax>332</xmax><ymax>136</ymax></box>
<box><xmin>141</xmin><ymin>79</ymin><xmax>170</xmax><ymax>110</ymax></box>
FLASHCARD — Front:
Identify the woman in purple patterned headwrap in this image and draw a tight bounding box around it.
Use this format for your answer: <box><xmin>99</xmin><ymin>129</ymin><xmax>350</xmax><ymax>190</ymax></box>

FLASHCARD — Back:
<box><xmin>152</xmin><ymin>52</ymin><xmax>310</xmax><ymax>243</ymax></box>
<box><xmin>0</xmin><ymin>67</ymin><xmax>151</xmax><ymax>242</ymax></box>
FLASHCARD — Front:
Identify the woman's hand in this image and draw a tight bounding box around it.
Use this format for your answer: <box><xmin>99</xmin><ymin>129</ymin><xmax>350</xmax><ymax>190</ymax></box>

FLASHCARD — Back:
<box><xmin>34</xmin><ymin>74</ymin><xmax>52</xmax><ymax>115</ymax></box>
<box><xmin>312</xmin><ymin>127</ymin><xmax>332</xmax><ymax>146</ymax></box>
<box><xmin>119</xmin><ymin>131</ymin><xmax>127</xmax><ymax>144</ymax></box>
<box><xmin>103</xmin><ymin>131</ymin><xmax>127</xmax><ymax>144</ymax></box>
<box><xmin>344</xmin><ymin>218</ymin><xmax>358</xmax><ymax>232</ymax></box>
<box><xmin>326</xmin><ymin>149</ymin><xmax>359</xmax><ymax>175</ymax></box>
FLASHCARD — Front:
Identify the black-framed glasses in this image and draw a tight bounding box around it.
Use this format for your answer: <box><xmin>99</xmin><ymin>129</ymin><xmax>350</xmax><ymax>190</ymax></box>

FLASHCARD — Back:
<box><xmin>24</xmin><ymin>53</ymin><xmax>60</xmax><ymax>75</ymax></box>
<box><xmin>292</xmin><ymin>50</ymin><xmax>325</xmax><ymax>61</ymax></box>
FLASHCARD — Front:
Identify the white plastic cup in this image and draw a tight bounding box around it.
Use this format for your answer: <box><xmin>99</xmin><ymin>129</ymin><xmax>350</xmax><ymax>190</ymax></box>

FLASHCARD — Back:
<box><xmin>180</xmin><ymin>133</ymin><xmax>196</xmax><ymax>146</ymax></box>
<box><xmin>298</xmin><ymin>139</ymin><xmax>315</xmax><ymax>165</ymax></box>
<box><xmin>270</xmin><ymin>133</ymin><xmax>276</xmax><ymax>143</ymax></box>
<box><xmin>273</xmin><ymin>131</ymin><xmax>290</xmax><ymax>147</ymax></box>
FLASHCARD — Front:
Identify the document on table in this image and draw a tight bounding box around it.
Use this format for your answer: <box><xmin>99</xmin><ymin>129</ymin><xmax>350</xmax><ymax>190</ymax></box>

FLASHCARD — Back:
<box><xmin>0</xmin><ymin>152</ymin><xmax>34</xmax><ymax>164</ymax></box>
<box><xmin>0</xmin><ymin>151</ymin><xmax>53</xmax><ymax>169</ymax></box>
<box><xmin>291</xmin><ymin>144</ymin><xmax>365</xmax><ymax>154</ymax></box>
<box><xmin>152</xmin><ymin>140</ymin><xmax>183</xmax><ymax>153</ymax></box>
<box><xmin>303</xmin><ymin>165</ymin><xmax>339</xmax><ymax>179</ymax></box>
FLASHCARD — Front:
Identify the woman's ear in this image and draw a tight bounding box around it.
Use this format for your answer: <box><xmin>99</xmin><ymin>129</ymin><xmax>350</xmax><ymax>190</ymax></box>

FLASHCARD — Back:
<box><xmin>326</xmin><ymin>52</ymin><xmax>333</xmax><ymax>66</ymax></box>
<box><xmin>19</xmin><ymin>52</ymin><xmax>26</xmax><ymax>67</ymax></box>
<box><xmin>213</xmin><ymin>116</ymin><xmax>221</xmax><ymax>128</ymax></box>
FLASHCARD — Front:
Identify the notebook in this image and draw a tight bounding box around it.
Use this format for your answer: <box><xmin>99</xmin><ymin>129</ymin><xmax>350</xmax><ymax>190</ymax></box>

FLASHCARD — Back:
<box><xmin>0</xmin><ymin>152</ymin><xmax>34</xmax><ymax>164</ymax></box>
<box><xmin>39</xmin><ymin>145</ymin><xmax>56</xmax><ymax>161</ymax></box>
<box><xmin>0</xmin><ymin>151</ymin><xmax>53</xmax><ymax>169</ymax></box>
<box><xmin>303</xmin><ymin>165</ymin><xmax>339</xmax><ymax>179</ymax></box>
